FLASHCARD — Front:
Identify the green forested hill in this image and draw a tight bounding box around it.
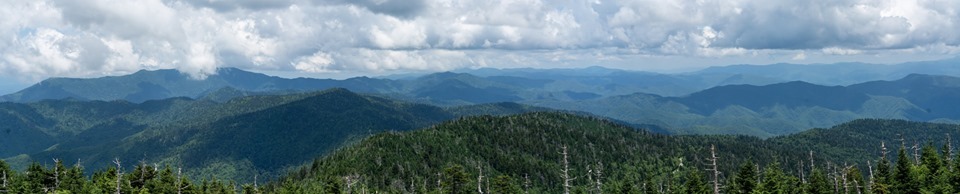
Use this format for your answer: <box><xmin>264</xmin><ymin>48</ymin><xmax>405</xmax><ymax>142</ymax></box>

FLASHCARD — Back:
<box><xmin>2</xmin><ymin>109</ymin><xmax>959</xmax><ymax>193</ymax></box>
<box><xmin>0</xmin><ymin>89</ymin><xmax>555</xmax><ymax>183</ymax></box>
<box><xmin>268</xmin><ymin>112</ymin><xmax>960</xmax><ymax>193</ymax></box>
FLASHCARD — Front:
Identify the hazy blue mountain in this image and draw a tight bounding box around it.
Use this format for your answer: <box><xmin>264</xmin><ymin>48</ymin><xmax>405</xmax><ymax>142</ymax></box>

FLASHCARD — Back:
<box><xmin>530</xmin><ymin>74</ymin><xmax>960</xmax><ymax>137</ymax></box>
<box><xmin>7</xmin><ymin>57</ymin><xmax>960</xmax><ymax>104</ymax></box>
<box><xmin>693</xmin><ymin>57</ymin><xmax>960</xmax><ymax>86</ymax></box>
<box><xmin>0</xmin><ymin>68</ymin><xmax>398</xmax><ymax>103</ymax></box>
<box><xmin>456</xmin><ymin>66</ymin><xmax>714</xmax><ymax>96</ymax></box>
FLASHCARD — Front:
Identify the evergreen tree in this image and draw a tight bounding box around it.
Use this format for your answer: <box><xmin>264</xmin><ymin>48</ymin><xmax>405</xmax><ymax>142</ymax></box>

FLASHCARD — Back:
<box><xmin>952</xmin><ymin>151</ymin><xmax>960</xmax><ymax>192</ymax></box>
<box><xmin>145</xmin><ymin>166</ymin><xmax>177</xmax><ymax>194</ymax></box>
<box><xmin>323</xmin><ymin>177</ymin><xmax>342</xmax><ymax>194</ymax></box>
<box><xmin>754</xmin><ymin>162</ymin><xmax>791</xmax><ymax>194</ymax></box>
<box><xmin>893</xmin><ymin>147</ymin><xmax>919</xmax><ymax>194</ymax></box>
<box><xmin>491</xmin><ymin>175</ymin><xmax>521</xmax><ymax>194</ymax></box>
<box><xmin>919</xmin><ymin>144</ymin><xmax>951</xmax><ymax>193</ymax></box>
<box><xmin>843</xmin><ymin>167</ymin><xmax>865</xmax><ymax>194</ymax></box>
<box><xmin>731</xmin><ymin>160</ymin><xmax>757</xmax><ymax>194</ymax></box>
<box><xmin>59</xmin><ymin>163</ymin><xmax>87</xmax><ymax>193</ymax></box>
<box><xmin>19</xmin><ymin>162</ymin><xmax>48</xmax><ymax>193</ymax></box>
<box><xmin>806</xmin><ymin>168</ymin><xmax>830</xmax><ymax>194</ymax></box>
<box><xmin>874</xmin><ymin>152</ymin><xmax>892</xmax><ymax>192</ymax></box>
<box><xmin>682</xmin><ymin>169</ymin><xmax>710</xmax><ymax>194</ymax></box>
<box><xmin>442</xmin><ymin>165</ymin><xmax>470</xmax><ymax>194</ymax></box>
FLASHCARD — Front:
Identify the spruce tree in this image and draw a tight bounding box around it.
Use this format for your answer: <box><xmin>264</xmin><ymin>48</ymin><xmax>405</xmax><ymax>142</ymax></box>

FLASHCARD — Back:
<box><xmin>491</xmin><ymin>175</ymin><xmax>521</xmax><ymax>194</ymax></box>
<box><xmin>894</xmin><ymin>147</ymin><xmax>919</xmax><ymax>194</ymax></box>
<box><xmin>755</xmin><ymin>162</ymin><xmax>790</xmax><ymax>194</ymax></box>
<box><xmin>442</xmin><ymin>165</ymin><xmax>470</xmax><ymax>194</ymax></box>
<box><xmin>682</xmin><ymin>169</ymin><xmax>710</xmax><ymax>194</ymax></box>
<box><xmin>732</xmin><ymin>160</ymin><xmax>756</xmax><ymax>194</ymax></box>
<box><xmin>807</xmin><ymin>168</ymin><xmax>830</xmax><ymax>194</ymax></box>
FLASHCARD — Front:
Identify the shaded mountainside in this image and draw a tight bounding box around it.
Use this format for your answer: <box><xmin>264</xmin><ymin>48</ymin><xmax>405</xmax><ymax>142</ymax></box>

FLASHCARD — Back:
<box><xmin>0</xmin><ymin>114</ymin><xmax>958</xmax><ymax>193</ymax></box>
<box><xmin>269</xmin><ymin>112</ymin><xmax>796</xmax><ymax>193</ymax></box>
<box><xmin>532</xmin><ymin>74</ymin><xmax>960</xmax><ymax>137</ymax></box>
<box><xmin>0</xmin><ymin>88</ymin><xmax>555</xmax><ymax>182</ymax></box>
<box><xmin>269</xmin><ymin>112</ymin><xmax>960</xmax><ymax>193</ymax></box>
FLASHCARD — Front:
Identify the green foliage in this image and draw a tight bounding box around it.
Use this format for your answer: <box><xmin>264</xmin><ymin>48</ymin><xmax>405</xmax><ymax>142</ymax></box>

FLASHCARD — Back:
<box><xmin>0</xmin><ymin>158</ymin><xmax>244</xmax><ymax>194</ymax></box>
<box><xmin>442</xmin><ymin>165</ymin><xmax>470</xmax><ymax>194</ymax></box>
<box><xmin>894</xmin><ymin>147</ymin><xmax>920</xmax><ymax>194</ymax></box>
<box><xmin>806</xmin><ymin>168</ymin><xmax>830</xmax><ymax>194</ymax></box>
<box><xmin>731</xmin><ymin>160</ymin><xmax>757</xmax><ymax>194</ymax></box>
<box><xmin>491</xmin><ymin>175</ymin><xmax>521</xmax><ymax>194</ymax></box>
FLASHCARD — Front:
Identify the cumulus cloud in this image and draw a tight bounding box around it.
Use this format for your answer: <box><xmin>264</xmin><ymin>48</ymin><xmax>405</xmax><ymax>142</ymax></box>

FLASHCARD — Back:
<box><xmin>1</xmin><ymin>0</ymin><xmax>959</xmax><ymax>82</ymax></box>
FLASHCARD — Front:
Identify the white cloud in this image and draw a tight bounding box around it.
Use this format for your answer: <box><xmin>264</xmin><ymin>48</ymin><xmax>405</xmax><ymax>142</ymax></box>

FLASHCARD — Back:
<box><xmin>792</xmin><ymin>52</ymin><xmax>807</xmax><ymax>61</ymax></box>
<box><xmin>292</xmin><ymin>51</ymin><xmax>336</xmax><ymax>73</ymax></box>
<box><xmin>0</xmin><ymin>0</ymin><xmax>959</xmax><ymax>82</ymax></box>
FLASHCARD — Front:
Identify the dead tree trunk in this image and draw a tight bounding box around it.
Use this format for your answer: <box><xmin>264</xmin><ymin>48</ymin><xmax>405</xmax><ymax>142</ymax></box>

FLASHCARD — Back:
<box><xmin>948</xmin><ymin>134</ymin><xmax>954</xmax><ymax>167</ymax></box>
<box><xmin>594</xmin><ymin>162</ymin><xmax>603</xmax><ymax>194</ymax></box>
<box><xmin>524</xmin><ymin>174</ymin><xmax>531</xmax><ymax>194</ymax></box>
<box><xmin>841</xmin><ymin>163</ymin><xmax>849</xmax><ymax>194</ymax></box>
<box><xmin>177</xmin><ymin>168</ymin><xmax>183</xmax><ymax>194</ymax></box>
<box><xmin>799</xmin><ymin>161</ymin><xmax>805</xmax><ymax>184</ymax></box>
<box><xmin>477</xmin><ymin>165</ymin><xmax>484</xmax><ymax>194</ymax></box>
<box><xmin>53</xmin><ymin>158</ymin><xmax>60</xmax><ymax>191</ymax></box>
<box><xmin>560</xmin><ymin>145</ymin><xmax>573</xmax><ymax>194</ymax></box>
<box><xmin>913</xmin><ymin>142</ymin><xmax>921</xmax><ymax>163</ymax></box>
<box><xmin>587</xmin><ymin>165</ymin><xmax>594</xmax><ymax>194</ymax></box>
<box><xmin>708</xmin><ymin>145</ymin><xmax>721</xmax><ymax>194</ymax></box>
<box><xmin>113</xmin><ymin>158</ymin><xmax>122</xmax><ymax>194</ymax></box>
<box><xmin>867</xmin><ymin>160</ymin><xmax>874</xmax><ymax>190</ymax></box>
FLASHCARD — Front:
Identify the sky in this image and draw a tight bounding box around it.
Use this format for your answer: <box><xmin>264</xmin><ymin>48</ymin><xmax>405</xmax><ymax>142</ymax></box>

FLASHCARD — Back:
<box><xmin>1</xmin><ymin>0</ymin><xmax>960</xmax><ymax>93</ymax></box>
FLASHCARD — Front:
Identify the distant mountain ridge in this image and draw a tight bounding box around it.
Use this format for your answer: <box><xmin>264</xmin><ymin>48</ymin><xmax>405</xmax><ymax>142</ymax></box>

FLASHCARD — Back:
<box><xmin>694</xmin><ymin>57</ymin><xmax>960</xmax><ymax>86</ymax></box>
<box><xmin>6</xmin><ymin>57</ymin><xmax>960</xmax><ymax>104</ymax></box>
<box><xmin>532</xmin><ymin>73</ymin><xmax>960</xmax><ymax>137</ymax></box>
<box><xmin>0</xmin><ymin>68</ymin><xmax>398</xmax><ymax>103</ymax></box>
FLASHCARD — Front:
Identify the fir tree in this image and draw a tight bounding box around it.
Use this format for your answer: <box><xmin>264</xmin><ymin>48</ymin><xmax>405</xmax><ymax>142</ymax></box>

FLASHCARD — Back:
<box><xmin>442</xmin><ymin>165</ymin><xmax>470</xmax><ymax>194</ymax></box>
<box><xmin>491</xmin><ymin>175</ymin><xmax>521</xmax><ymax>194</ymax></box>
<box><xmin>806</xmin><ymin>168</ymin><xmax>830</xmax><ymax>194</ymax></box>
<box><xmin>731</xmin><ymin>160</ymin><xmax>757</xmax><ymax>194</ymax></box>
<box><xmin>893</xmin><ymin>147</ymin><xmax>919</xmax><ymax>194</ymax></box>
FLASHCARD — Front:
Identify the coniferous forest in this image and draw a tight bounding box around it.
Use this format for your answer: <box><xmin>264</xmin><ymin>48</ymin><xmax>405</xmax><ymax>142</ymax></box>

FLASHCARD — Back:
<box><xmin>4</xmin><ymin>112</ymin><xmax>956</xmax><ymax>193</ymax></box>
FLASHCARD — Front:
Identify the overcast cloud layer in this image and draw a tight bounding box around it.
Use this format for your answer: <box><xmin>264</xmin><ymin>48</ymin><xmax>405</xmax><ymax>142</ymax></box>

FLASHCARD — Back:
<box><xmin>2</xmin><ymin>0</ymin><xmax>960</xmax><ymax>82</ymax></box>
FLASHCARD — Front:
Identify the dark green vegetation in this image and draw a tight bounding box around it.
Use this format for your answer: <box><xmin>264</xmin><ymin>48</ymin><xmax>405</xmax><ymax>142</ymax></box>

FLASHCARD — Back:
<box><xmin>0</xmin><ymin>159</ymin><xmax>260</xmax><ymax>194</ymax></box>
<box><xmin>266</xmin><ymin>112</ymin><xmax>960</xmax><ymax>193</ymax></box>
<box><xmin>532</xmin><ymin>73</ymin><xmax>960</xmax><ymax>137</ymax></box>
<box><xmin>0</xmin><ymin>88</ymin><xmax>551</xmax><ymax>183</ymax></box>
<box><xmin>2</xmin><ymin>102</ymin><xmax>959</xmax><ymax>193</ymax></box>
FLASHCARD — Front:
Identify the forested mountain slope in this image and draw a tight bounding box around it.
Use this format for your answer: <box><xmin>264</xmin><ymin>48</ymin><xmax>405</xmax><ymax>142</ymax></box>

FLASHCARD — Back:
<box><xmin>268</xmin><ymin>112</ymin><xmax>960</xmax><ymax>193</ymax></box>
<box><xmin>0</xmin><ymin>89</ymin><xmax>551</xmax><ymax>182</ymax></box>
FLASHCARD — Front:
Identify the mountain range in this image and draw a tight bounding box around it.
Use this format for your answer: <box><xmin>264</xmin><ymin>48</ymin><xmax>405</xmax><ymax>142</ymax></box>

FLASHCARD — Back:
<box><xmin>5</xmin><ymin>58</ymin><xmax>960</xmax><ymax>138</ymax></box>
<box><xmin>532</xmin><ymin>73</ymin><xmax>960</xmax><ymax>137</ymax></box>
<box><xmin>8</xmin><ymin>57</ymin><xmax>960</xmax><ymax>104</ymax></box>
<box><xmin>0</xmin><ymin>88</ymin><xmax>549</xmax><ymax>182</ymax></box>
